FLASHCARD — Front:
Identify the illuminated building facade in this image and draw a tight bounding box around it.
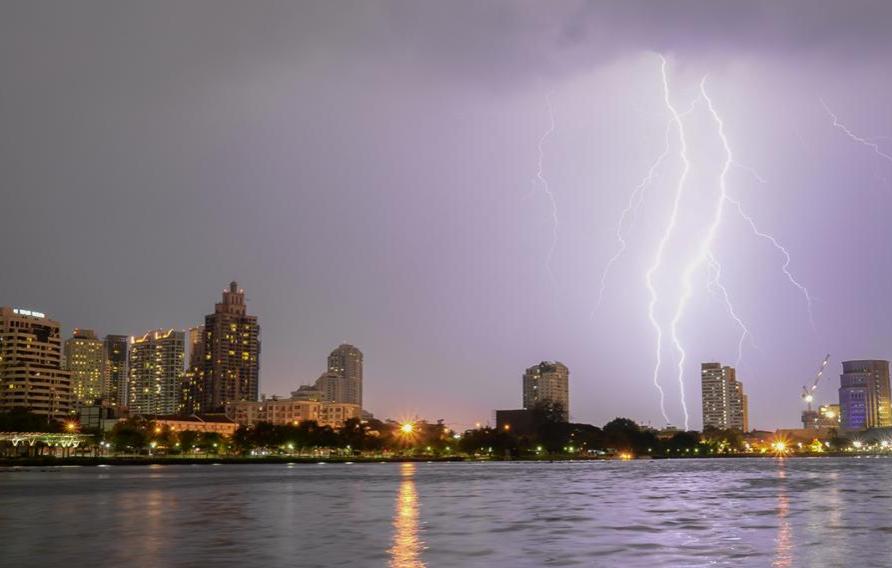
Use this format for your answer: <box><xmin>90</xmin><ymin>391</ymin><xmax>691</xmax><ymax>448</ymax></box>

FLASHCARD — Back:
<box><xmin>64</xmin><ymin>329</ymin><xmax>105</xmax><ymax>406</ymax></box>
<box><xmin>128</xmin><ymin>329</ymin><xmax>185</xmax><ymax>415</ymax></box>
<box><xmin>151</xmin><ymin>414</ymin><xmax>239</xmax><ymax>437</ymax></box>
<box><xmin>103</xmin><ymin>334</ymin><xmax>129</xmax><ymax>407</ymax></box>
<box><xmin>701</xmin><ymin>363</ymin><xmax>749</xmax><ymax>431</ymax></box>
<box><xmin>802</xmin><ymin>403</ymin><xmax>841</xmax><ymax>430</ymax></box>
<box><xmin>180</xmin><ymin>325</ymin><xmax>205</xmax><ymax>413</ymax></box>
<box><xmin>839</xmin><ymin>360</ymin><xmax>892</xmax><ymax>431</ymax></box>
<box><xmin>0</xmin><ymin>307</ymin><xmax>71</xmax><ymax>419</ymax></box>
<box><xmin>227</xmin><ymin>396</ymin><xmax>360</xmax><ymax>428</ymax></box>
<box><xmin>199</xmin><ymin>282</ymin><xmax>261</xmax><ymax>412</ymax></box>
<box><xmin>522</xmin><ymin>361</ymin><xmax>569</xmax><ymax>421</ymax></box>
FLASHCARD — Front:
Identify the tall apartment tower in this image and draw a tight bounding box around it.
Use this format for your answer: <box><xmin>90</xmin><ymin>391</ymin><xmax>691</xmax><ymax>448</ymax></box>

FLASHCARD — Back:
<box><xmin>839</xmin><ymin>360</ymin><xmax>892</xmax><ymax>431</ymax></box>
<box><xmin>701</xmin><ymin>363</ymin><xmax>749</xmax><ymax>431</ymax></box>
<box><xmin>128</xmin><ymin>329</ymin><xmax>185</xmax><ymax>415</ymax></box>
<box><xmin>103</xmin><ymin>334</ymin><xmax>129</xmax><ymax>407</ymax></box>
<box><xmin>180</xmin><ymin>325</ymin><xmax>206</xmax><ymax>413</ymax></box>
<box><xmin>64</xmin><ymin>329</ymin><xmax>105</xmax><ymax>406</ymax></box>
<box><xmin>522</xmin><ymin>361</ymin><xmax>570</xmax><ymax>421</ymax></box>
<box><xmin>321</xmin><ymin>344</ymin><xmax>363</xmax><ymax>407</ymax></box>
<box><xmin>0</xmin><ymin>307</ymin><xmax>71</xmax><ymax>419</ymax></box>
<box><xmin>200</xmin><ymin>282</ymin><xmax>260</xmax><ymax>412</ymax></box>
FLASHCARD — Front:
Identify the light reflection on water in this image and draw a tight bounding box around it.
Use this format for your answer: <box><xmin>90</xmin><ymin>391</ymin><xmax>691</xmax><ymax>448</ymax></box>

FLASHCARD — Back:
<box><xmin>390</xmin><ymin>462</ymin><xmax>425</xmax><ymax>567</ymax></box>
<box><xmin>773</xmin><ymin>464</ymin><xmax>792</xmax><ymax>568</ymax></box>
<box><xmin>2</xmin><ymin>458</ymin><xmax>892</xmax><ymax>567</ymax></box>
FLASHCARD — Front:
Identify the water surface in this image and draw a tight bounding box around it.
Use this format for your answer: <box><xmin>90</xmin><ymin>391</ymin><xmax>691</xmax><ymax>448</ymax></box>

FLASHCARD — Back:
<box><xmin>2</xmin><ymin>458</ymin><xmax>892</xmax><ymax>567</ymax></box>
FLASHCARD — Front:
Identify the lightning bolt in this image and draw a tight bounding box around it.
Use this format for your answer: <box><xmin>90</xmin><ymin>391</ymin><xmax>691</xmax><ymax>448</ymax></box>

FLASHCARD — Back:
<box><xmin>666</xmin><ymin>76</ymin><xmax>730</xmax><ymax>431</ymax></box>
<box><xmin>594</xmin><ymin>98</ymin><xmax>700</xmax><ymax>314</ymax></box>
<box><xmin>820</xmin><ymin>98</ymin><xmax>892</xmax><ymax>163</ymax></box>
<box><xmin>644</xmin><ymin>54</ymin><xmax>690</xmax><ymax>426</ymax></box>
<box><xmin>631</xmin><ymin>57</ymin><xmax>817</xmax><ymax>428</ymax></box>
<box><xmin>706</xmin><ymin>251</ymin><xmax>751</xmax><ymax>369</ymax></box>
<box><xmin>536</xmin><ymin>92</ymin><xmax>559</xmax><ymax>287</ymax></box>
<box><xmin>595</xmin><ymin>122</ymin><xmax>672</xmax><ymax>313</ymax></box>
<box><xmin>725</xmin><ymin>195</ymin><xmax>815</xmax><ymax>328</ymax></box>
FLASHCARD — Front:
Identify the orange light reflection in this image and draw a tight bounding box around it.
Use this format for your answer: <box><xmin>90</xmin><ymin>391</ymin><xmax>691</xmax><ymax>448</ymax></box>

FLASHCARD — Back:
<box><xmin>389</xmin><ymin>462</ymin><xmax>425</xmax><ymax>568</ymax></box>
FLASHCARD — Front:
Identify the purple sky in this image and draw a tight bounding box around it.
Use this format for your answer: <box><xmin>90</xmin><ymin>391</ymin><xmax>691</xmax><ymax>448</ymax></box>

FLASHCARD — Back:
<box><xmin>3</xmin><ymin>2</ymin><xmax>892</xmax><ymax>430</ymax></box>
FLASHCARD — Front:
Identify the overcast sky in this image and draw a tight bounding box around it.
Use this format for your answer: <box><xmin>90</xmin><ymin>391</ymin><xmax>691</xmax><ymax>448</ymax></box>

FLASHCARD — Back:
<box><xmin>3</xmin><ymin>1</ymin><xmax>892</xmax><ymax>430</ymax></box>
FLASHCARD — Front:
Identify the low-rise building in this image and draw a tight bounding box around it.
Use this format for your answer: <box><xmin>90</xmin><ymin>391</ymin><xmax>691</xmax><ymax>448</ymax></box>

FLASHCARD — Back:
<box><xmin>228</xmin><ymin>396</ymin><xmax>360</xmax><ymax>428</ymax></box>
<box><xmin>151</xmin><ymin>414</ymin><xmax>239</xmax><ymax>437</ymax></box>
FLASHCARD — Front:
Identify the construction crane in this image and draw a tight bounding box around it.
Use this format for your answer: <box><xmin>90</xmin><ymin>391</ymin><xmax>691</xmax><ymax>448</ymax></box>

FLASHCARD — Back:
<box><xmin>801</xmin><ymin>353</ymin><xmax>832</xmax><ymax>412</ymax></box>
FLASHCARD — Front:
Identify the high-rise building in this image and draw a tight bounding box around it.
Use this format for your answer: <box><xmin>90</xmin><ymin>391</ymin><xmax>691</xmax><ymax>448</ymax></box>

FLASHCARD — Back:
<box><xmin>64</xmin><ymin>329</ymin><xmax>105</xmax><ymax>406</ymax></box>
<box><xmin>327</xmin><ymin>344</ymin><xmax>363</xmax><ymax>407</ymax></box>
<box><xmin>522</xmin><ymin>361</ymin><xmax>569</xmax><ymax>421</ymax></box>
<box><xmin>306</xmin><ymin>344</ymin><xmax>363</xmax><ymax>407</ymax></box>
<box><xmin>199</xmin><ymin>282</ymin><xmax>261</xmax><ymax>412</ymax></box>
<box><xmin>839</xmin><ymin>360</ymin><xmax>892</xmax><ymax>431</ymax></box>
<box><xmin>0</xmin><ymin>307</ymin><xmax>71</xmax><ymax>419</ymax></box>
<box><xmin>180</xmin><ymin>325</ymin><xmax>206</xmax><ymax>414</ymax></box>
<box><xmin>103</xmin><ymin>334</ymin><xmax>129</xmax><ymax>407</ymax></box>
<box><xmin>701</xmin><ymin>363</ymin><xmax>748</xmax><ymax>431</ymax></box>
<box><xmin>128</xmin><ymin>329</ymin><xmax>185</xmax><ymax>416</ymax></box>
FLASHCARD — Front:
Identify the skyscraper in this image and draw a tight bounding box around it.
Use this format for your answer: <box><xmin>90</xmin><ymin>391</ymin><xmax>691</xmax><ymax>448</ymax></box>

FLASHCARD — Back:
<box><xmin>839</xmin><ymin>360</ymin><xmax>892</xmax><ymax>431</ymax></box>
<box><xmin>700</xmin><ymin>363</ymin><xmax>748</xmax><ymax>431</ymax></box>
<box><xmin>128</xmin><ymin>329</ymin><xmax>185</xmax><ymax>415</ymax></box>
<box><xmin>522</xmin><ymin>361</ymin><xmax>569</xmax><ymax>421</ymax></box>
<box><xmin>180</xmin><ymin>325</ymin><xmax>206</xmax><ymax>414</ymax></box>
<box><xmin>64</xmin><ymin>329</ymin><xmax>105</xmax><ymax>406</ymax></box>
<box><xmin>200</xmin><ymin>282</ymin><xmax>261</xmax><ymax>412</ymax></box>
<box><xmin>0</xmin><ymin>307</ymin><xmax>71</xmax><ymax>419</ymax></box>
<box><xmin>103</xmin><ymin>334</ymin><xmax>129</xmax><ymax>407</ymax></box>
<box><xmin>315</xmin><ymin>344</ymin><xmax>363</xmax><ymax>407</ymax></box>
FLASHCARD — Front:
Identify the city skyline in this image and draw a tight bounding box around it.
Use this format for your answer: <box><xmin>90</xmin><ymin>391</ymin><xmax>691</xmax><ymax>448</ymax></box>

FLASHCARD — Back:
<box><xmin>12</xmin><ymin>291</ymin><xmax>892</xmax><ymax>432</ymax></box>
<box><xmin>4</xmin><ymin>3</ymin><xmax>892</xmax><ymax>430</ymax></box>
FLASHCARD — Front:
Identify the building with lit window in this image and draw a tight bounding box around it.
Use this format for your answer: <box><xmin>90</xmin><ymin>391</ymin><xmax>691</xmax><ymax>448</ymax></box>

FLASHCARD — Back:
<box><xmin>839</xmin><ymin>360</ymin><xmax>892</xmax><ymax>431</ymax></box>
<box><xmin>701</xmin><ymin>363</ymin><xmax>748</xmax><ymax>431</ymax></box>
<box><xmin>522</xmin><ymin>361</ymin><xmax>569</xmax><ymax>421</ymax></box>
<box><xmin>64</xmin><ymin>329</ymin><xmax>105</xmax><ymax>406</ymax></box>
<box><xmin>151</xmin><ymin>414</ymin><xmax>239</xmax><ymax>437</ymax></box>
<box><xmin>0</xmin><ymin>307</ymin><xmax>71</xmax><ymax>419</ymax></box>
<box><xmin>802</xmin><ymin>403</ymin><xmax>840</xmax><ymax>430</ymax></box>
<box><xmin>128</xmin><ymin>329</ymin><xmax>185</xmax><ymax>415</ymax></box>
<box><xmin>103</xmin><ymin>334</ymin><xmax>129</xmax><ymax>407</ymax></box>
<box><xmin>197</xmin><ymin>282</ymin><xmax>260</xmax><ymax>413</ymax></box>
<box><xmin>227</xmin><ymin>395</ymin><xmax>360</xmax><ymax>428</ymax></box>
<box><xmin>295</xmin><ymin>344</ymin><xmax>364</xmax><ymax>409</ymax></box>
<box><xmin>180</xmin><ymin>325</ymin><xmax>206</xmax><ymax>414</ymax></box>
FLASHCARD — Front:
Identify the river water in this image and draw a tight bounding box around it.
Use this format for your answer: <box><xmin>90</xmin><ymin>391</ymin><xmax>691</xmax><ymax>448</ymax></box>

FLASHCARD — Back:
<box><xmin>2</xmin><ymin>458</ymin><xmax>892</xmax><ymax>567</ymax></box>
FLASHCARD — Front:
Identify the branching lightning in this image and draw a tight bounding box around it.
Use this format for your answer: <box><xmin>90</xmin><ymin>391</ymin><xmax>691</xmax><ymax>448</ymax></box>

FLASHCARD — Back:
<box><xmin>594</xmin><ymin>99</ymin><xmax>700</xmax><ymax>314</ymax></box>
<box><xmin>636</xmin><ymin>60</ymin><xmax>815</xmax><ymax>429</ymax></box>
<box><xmin>666</xmin><ymin>77</ymin><xmax>730</xmax><ymax>431</ymax></box>
<box><xmin>594</xmin><ymin>121</ymin><xmax>672</xmax><ymax>313</ymax></box>
<box><xmin>644</xmin><ymin>55</ymin><xmax>690</xmax><ymax>426</ymax></box>
<box><xmin>820</xmin><ymin>98</ymin><xmax>892</xmax><ymax>163</ymax></box>
<box><xmin>536</xmin><ymin>92</ymin><xmax>559</xmax><ymax>287</ymax></box>
<box><xmin>706</xmin><ymin>251</ymin><xmax>751</xmax><ymax>369</ymax></box>
<box><xmin>725</xmin><ymin>195</ymin><xmax>815</xmax><ymax>328</ymax></box>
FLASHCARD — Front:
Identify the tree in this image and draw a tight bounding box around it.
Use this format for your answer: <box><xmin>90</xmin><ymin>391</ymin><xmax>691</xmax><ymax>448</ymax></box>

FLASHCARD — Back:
<box><xmin>179</xmin><ymin>430</ymin><xmax>200</xmax><ymax>454</ymax></box>
<box><xmin>110</xmin><ymin>419</ymin><xmax>148</xmax><ymax>453</ymax></box>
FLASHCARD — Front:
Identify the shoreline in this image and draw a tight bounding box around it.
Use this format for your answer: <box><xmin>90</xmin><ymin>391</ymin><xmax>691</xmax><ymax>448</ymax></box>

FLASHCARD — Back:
<box><xmin>0</xmin><ymin>452</ymin><xmax>871</xmax><ymax>467</ymax></box>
